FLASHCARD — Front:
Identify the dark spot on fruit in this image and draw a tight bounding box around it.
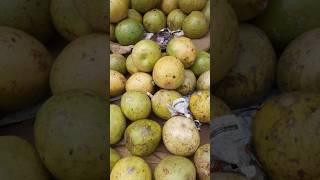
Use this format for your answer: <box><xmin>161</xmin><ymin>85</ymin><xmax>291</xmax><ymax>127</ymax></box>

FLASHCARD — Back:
<box><xmin>173</xmin><ymin>75</ymin><xmax>176</xmax><ymax>78</ymax></box>
<box><xmin>163</xmin><ymin>168</ymin><xmax>169</xmax><ymax>175</ymax></box>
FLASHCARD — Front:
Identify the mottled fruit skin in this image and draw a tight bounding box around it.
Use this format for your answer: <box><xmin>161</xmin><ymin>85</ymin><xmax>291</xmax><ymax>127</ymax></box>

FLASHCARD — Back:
<box><xmin>131</xmin><ymin>0</ymin><xmax>158</xmax><ymax>13</ymax></box>
<box><xmin>194</xmin><ymin>144</ymin><xmax>210</xmax><ymax>180</ymax></box>
<box><xmin>212</xmin><ymin>96</ymin><xmax>231</xmax><ymax>120</ymax></box>
<box><xmin>178</xmin><ymin>0</ymin><xmax>206</xmax><ymax>13</ymax></box>
<box><xmin>125</xmin><ymin>119</ymin><xmax>161</xmax><ymax>156</ymax></box>
<box><xmin>110</xmin><ymin>156</ymin><xmax>152</xmax><ymax>180</ymax></box>
<box><xmin>182</xmin><ymin>11</ymin><xmax>209</xmax><ymax>39</ymax></box>
<box><xmin>167</xmin><ymin>37</ymin><xmax>197</xmax><ymax>68</ymax></box>
<box><xmin>154</xmin><ymin>155</ymin><xmax>196</xmax><ymax>180</ymax></box>
<box><xmin>126</xmin><ymin>54</ymin><xmax>139</xmax><ymax>74</ymax></box>
<box><xmin>189</xmin><ymin>91</ymin><xmax>210</xmax><ymax>123</ymax></box>
<box><xmin>161</xmin><ymin>0</ymin><xmax>178</xmax><ymax>15</ymax></box>
<box><xmin>128</xmin><ymin>9</ymin><xmax>143</xmax><ymax>22</ymax></box>
<box><xmin>228</xmin><ymin>0</ymin><xmax>267</xmax><ymax>21</ymax></box>
<box><xmin>0</xmin><ymin>136</ymin><xmax>50</xmax><ymax>180</ymax></box>
<box><xmin>212</xmin><ymin>173</ymin><xmax>246</xmax><ymax>180</ymax></box>
<box><xmin>162</xmin><ymin>116</ymin><xmax>200</xmax><ymax>156</ymax></box>
<box><xmin>277</xmin><ymin>28</ymin><xmax>320</xmax><ymax>93</ymax></box>
<box><xmin>152</xmin><ymin>56</ymin><xmax>185</xmax><ymax>89</ymax></box>
<box><xmin>143</xmin><ymin>9</ymin><xmax>166</xmax><ymax>33</ymax></box>
<box><xmin>110</xmin><ymin>148</ymin><xmax>120</xmax><ymax>171</ymax></box>
<box><xmin>110</xmin><ymin>0</ymin><xmax>128</xmax><ymax>23</ymax></box>
<box><xmin>151</xmin><ymin>90</ymin><xmax>182</xmax><ymax>120</ymax></box>
<box><xmin>120</xmin><ymin>91</ymin><xmax>151</xmax><ymax>121</ymax></box>
<box><xmin>0</xmin><ymin>27</ymin><xmax>52</xmax><ymax>111</ymax></box>
<box><xmin>253</xmin><ymin>92</ymin><xmax>320</xmax><ymax>180</ymax></box>
<box><xmin>190</xmin><ymin>51</ymin><xmax>210</xmax><ymax>76</ymax></box>
<box><xmin>110</xmin><ymin>104</ymin><xmax>126</xmax><ymax>145</ymax></box>
<box><xmin>34</xmin><ymin>91</ymin><xmax>107</xmax><ymax>179</ymax></box>
<box><xmin>110</xmin><ymin>70</ymin><xmax>126</xmax><ymax>97</ymax></box>
<box><xmin>177</xmin><ymin>70</ymin><xmax>196</xmax><ymax>95</ymax></box>
<box><xmin>115</xmin><ymin>19</ymin><xmax>144</xmax><ymax>45</ymax></box>
<box><xmin>110</xmin><ymin>54</ymin><xmax>127</xmax><ymax>74</ymax></box>
<box><xmin>167</xmin><ymin>9</ymin><xmax>186</xmax><ymax>31</ymax></box>
<box><xmin>126</xmin><ymin>72</ymin><xmax>154</xmax><ymax>93</ymax></box>
<box><xmin>196</xmin><ymin>70</ymin><xmax>210</xmax><ymax>91</ymax></box>
<box><xmin>215</xmin><ymin>24</ymin><xmax>276</xmax><ymax>109</ymax></box>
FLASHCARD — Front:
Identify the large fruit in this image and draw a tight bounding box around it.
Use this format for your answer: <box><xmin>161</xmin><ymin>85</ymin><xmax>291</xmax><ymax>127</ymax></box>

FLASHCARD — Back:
<box><xmin>277</xmin><ymin>28</ymin><xmax>320</xmax><ymax>93</ymax></box>
<box><xmin>213</xmin><ymin>0</ymin><xmax>239</xmax><ymax>84</ymax></box>
<box><xmin>131</xmin><ymin>0</ymin><xmax>158</xmax><ymax>13</ymax></box>
<box><xmin>120</xmin><ymin>91</ymin><xmax>151</xmax><ymax>121</ymax></box>
<box><xmin>161</xmin><ymin>0</ymin><xmax>178</xmax><ymax>15</ymax></box>
<box><xmin>197</xmin><ymin>70</ymin><xmax>210</xmax><ymax>91</ymax></box>
<box><xmin>110</xmin><ymin>104</ymin><xmax>126</xmax><ymax>145</ymax></box>
<box><xmin>189</xmin><ymin>90</ymin><xmax>210</xmax><ymax>123</ymax></box>
<box><xmin>194</xmin><ymin>144</ymin><xmax>210</xmax><ymax>180</ymax></box>
<box><xmin>110</xmin><ymin>148</ymin><xmax>120</xmax><ymax>171</ymax></box>
<box><xmin>115</xmin><ymin>19</ymin><xmax>144</xmax><ymax>46</ymax></box>
<box><xmin>143</xmin><ymin>9</ymin><xmax>166</xmax><ymax>33</ymax></box>
<box><xmin>215</xmin><ymin>24</ymin><xmax>276</xmax><ymax>109</ymax></box>
<box><xmin>126</xmin><ymin>72</ymin><xmax>154</xmax><ymax>93</ymax></box>
<box><xmin>167</xmin><ymin>37</ymin><xmax>197</xmax><ymax>68</ymax></box>
<box><xmin>177</xmin><ymin>69</ymin><xmax>196</xmax><ymax>95</ymax></box>
<box><xmin>212</xmin><ymin>173</ymin><xmax>246</xmax><ymax>180</ymax></box>
<box><xmin>212</xmin><ymin>95</ymin><xmax>231</xmax><ymax>120</ymax></box>
<box><xmin>110</xmin><ymin>70</ymin><xmax>126</xmax><ymax>97</ymax></box>
<box><xmin>154</xmin><ymin>155</ymin><xmax>196</xmax><ymax>180</ymax></box>
<box><xmin>167</xmin><ymin>9</ymin><xmax>186</xmax><ymax>31</ymax></box>
<box><xmin>254</xmin><ymin>0</ymin><xmax>320</xmax><ymax>50</ymax></box>
<box><xmin>50</xmin><ymin>34</ymin><xmax>107</xmax><ymax>97</ymax></box>
<box><xmin>182</xmin><ymin>11</ymin><xmax>209</xmax><ymax>39</ymax></box>
<box><xmin>125</xmin><ymin>119</ymin><xmax>161</xmax><ymax>156</ymax></box>
<box><xmin>0</xmin><ymin>27</ymin><xmax>52</xmax><ymax>111</ymax></box>
<box><xmin>152</xmin><ymin>56</ymin><xmax>185</xmax><ymax>89</ymax></box>
<box><xmin>110</xmin><ymin>156</ymin><xmax>152</xmax><ymax>180</ymax></box>
<box><xmin>228</xmin><ymin>0</ymin><xmax>267</xmax><ymax>21</ymax></box>
<box><xmin>163</xmin><ymin>116</ymin><xmax>200</xmax><ymax>156</ymax></box>
<box><xmin>110</xmin><ymin>54</ymin><xmax>127</xmax><ymax>74</ymax></box>
<box><xmin>253</xmin><ymin>92</ymin><xmax>320</xmax><ymax>180</ymax></box>
<box><xmin>0</xmin><ymin>136</ymin><xmax>50</xmax><ymax>180</ymax></box>
<box><xmin>34</xmin><ymin>91</ymin><xmax>107</xmax><ymax>179</ymax></box>
<box><xmin>110</xmin><ymin>0</ymin><xmax>128</xmax><ymax>23</ymax></box>
<box><xmin>178</xmin><ymin>0</ymin><xmax>207</xmax><ymax>14</ymax></box>
<box><xmin>190</xmin><ymin>51</ymin><xmax>210</xmax><ymax>76</ymax></box>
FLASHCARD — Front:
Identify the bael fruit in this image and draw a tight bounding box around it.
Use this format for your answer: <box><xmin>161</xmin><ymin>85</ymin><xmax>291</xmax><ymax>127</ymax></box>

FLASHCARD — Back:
<box><xmin>110</xmin><ymin>70</ymin><xmax>126</xmax><ymax>97</ymax></box>
<box><xmin>194</xmin><ymin>144</ymin><xmax>210</xmax><ymax>180</ymax></box>
<box><xmin>177</xmin><ymin>69</ymin><xmax>197</xmax><ymax>95</ymax></box>
<box><xmin>110</xmin><ymin>0</ymin><xmax>128</xmax><ymax>23</ymax></box>
<box><xmin>143</xmin><ymin>9</ymin><xmax>166</xmax><ymax>33</ymax></box>
<box><xmin>125</xmin><ymin>72</ymin><xmax>154</xmax><ymax>93</ymax></box>
<box><xmin>131</xmin><ymin>0</ymin><xmax>158</xmax><ymax>13</ymax></box>
<box><xmin>167</xmin><ymin>9</ymin><xmax>186</xmax><ymax>31</ymax></box>
<box><xmin>128</xmin><ymin>9</ymin><xmax>143</xmax><ymax>23</ymax></box>
<box><xmin>197</xmin><ymin>70</ymin><xmax>210</xmax><ymax>91</ymax></box>
<box><xmin>178</xmin><ymin>0</ymin><xmax>207</xmax><ymax>14</ymax></box>
<box><xmin>120</xmin><ymin>91</ymin><xmax>151</xmax><ymax>121</ymax></box>
<box><xmin>126</xmin><ymin>54</ymin><xmax>139</xmax><ymax>74</ymax></box>
<box><xmin>110</xmin><ymin>148</ymin><xmax>120</xmax><ymax>171</ymax></box>
<box><xmin>182</xmin><ymin>11</ymin><xmax>209</xmax><ymax>39</ymax></box>
<box><xmin>202</xmin><ymin>0</ymin><xmax>210</xmax><ymax>23</ymax></box>
<box><xmin>110</xmin><ymin>54</ymin><xmax>127</xmax><ymax>75</ymax></box>
<box><xmin>115</xmin><ymin>18</ymin><xmax>144</xmax><ymax>46</ymax></box>
<box><xmin>190</xmin><ymin>51</ymin><xmax>210</xmax><ymax>76</ymax></box>
<box><xmin>189</xmin><ymin>90</ymin><xmax>210</xmax><ymax>123</ymax></box>
<box><xmin>110</xmin><ymin>104</ymin><xmax>126</xmax><ymax>145</ymax></box>
<box><xmin>161</xmin><ymin>0</ymin><xmax>179</xmax><ymax>15</ymax></box>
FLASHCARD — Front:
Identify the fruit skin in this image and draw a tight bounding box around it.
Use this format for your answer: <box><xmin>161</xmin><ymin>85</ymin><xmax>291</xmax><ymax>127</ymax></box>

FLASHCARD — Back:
<box><xmin>110</xmin><ymin>104</ymin><xmax>126</xmax><ymax>145</ymax></box>
<box><xmin>126</xmin><ymin>72</ymin><xmax>154</xmax><ymax>93</ymax></box>
<box><xmin>126</xmin><ymin>54</ymin><xmax>139</xmax><ymax>74</ymax></box>
<box><xmin>253</xmin><ymin>92</ymin><xmax>320</xmax><ymax>180</ymax></box>
<box><xmin>110</xmin><ymin>54</ymin><xmax>127</xmax><ymax>75</ymax></box>
<box><xmin>154</xmin><ymin>155</ymin><xmax>196</xmax><ymax>180</ymax></box>
<box><xmin>152</xmin><ymin>56</ymin><xmax>185</xmax><ymax>89</ymax></box>
<box><xmin>34</xmin><ymin>91</ymin><xmax>107</xmax><ymax>180</ymax></box>
<box><xmin>0</xmin><ymin>136</ymin><xmax>50</xmax><ymax>180</ymax></box>
<box><xmin>128</xmin><ymin>9</ymin><xmax>143</xmax><ymax>23</ymax></box>
<box><xmin>50</xmin><ymin>34</ymin><xmax>107</xmax><ymax>97</ymax></box>
<box><xmin>178</xmin><ymin>0</ymin><xmax>207</xmax><ymax>14</ymax></box>
<box><xmin>212</xmin><ymin>173</ymin><xmax>246</xmax><ymax>180</ymax></box>
<box><xmin>194</xmin><ymin>144</ymin><xmax>210</xmax><ymax>180</ymax></box>
<box><xmin>132</xmin><ymin>39</ymin><xmax>162</xmax><ymax>72</ymax></box>
<box><xmin>110</xmin><ymin>70</ymin><xmax>126</xmax><ymax>97</ymax></box>
<box><xmin>196</xmin><ymin>70</ymin><xmax>210</xmax><ymax>91</ymax></box>
<box><xmin>202</xmin><ymin>0</ymin><xmax>210</xmax><ymax>23</ymax></box>
<box><xmin>167</xmin><ymin>9</ymin><xmax>186</xmax><ymax>31</ymax></box>
<box><xmin>167</xmin><ymin>37</ymin><xmax>197</xmax><ymax>68</ymax></box>
<box><xmin>110</xmin><ymin>156</ymin><xmax>152</xmax><ymax>180</ymax></box>
<box><xmin>254</xmin><ymin>0</ymin><xmax>320</xmax><ymax>50</ymax></box>
<box><xmin>120</xmin><ymin>91</ymin><xmax>151</xmax><ymax>121</ymax></box>
<box><xmin>131</xmin><ymin>0</ymin><xmax>158</xmax><ymax>13</ymax></box>
<box><xmin>189</xmin><ymin>90</ymin><xmax>210</xmax><ymax>123</ymax></box>
<box><xmin>151</xmin><ymin>89</ymin><xmax>182</xmax><ymax>120</ymax></box>
<box><xmin>110</xmin><ymin>148</ymin><xmax>120</xmax><ymax>171</ymax></box>
<box><xmin>213</xmin><ymin>0</ymin><xmax>239</xmax><ymax>84</ymax></box>
<box><xmin>215</xmin><ymin>24</ymin><xmax>276</xmax><ymax>109</ymax></box>
<box><xmin>124</xmin><ymin>119</ymin><xmax>161</xmax><ymax>156</ymax></box>
<box><xmin>190</xmin><ymin>51</ymin><xmax>210</xmax><ymax>76</ymax></box>
<box><xmin>161</xmin><ymin>0</ymin><xmax>178</xmax><ymax>15</ymax></box>
<box><xmin>177</xmin><ymin>69</ymin><xmax>196</xmax><ymax>95</ymax></box>
<box><xmin>182</xmin><ymin>11</ymin><xmax>209</xmax><ymax>39</ymax></box>
<box><xmin>110</xmin><ymin>24</ymin><xmax>116</xmax><ymax>41</ymax></box>
<box><xmin>212</xmin><ymin>96</ymin><xmax>232</xmax><ymax>120</ymax></box>
<box><xmin>0</xmin><ymin>27</ymin><xmax>52</xmax><ymax>111</ymax></box>
<box><xmin>162</xmin><ymin>116</ymin><xmax>200</xmax><ymax>156</ymax></box>
<box><xmin>115</xmin><ymin>19</ymin><xmax>144</xmax><ymax>46</ymax></box>
<box><xmin>110</xmin><ymin>0</ymin><xmax>128</xmax><ymax>23</ymax></box>
<box><xmin>277</xmin><ymin>28</ymin><xmax>320</xmax><ymax>93</ymax></box>
<box><xmin>143</xmin><ymin>9</ymin><xmax>166</xmax><ymax>33</ymax></box>
<box><xmin>228</xmin><ymin>0</ymin><xmax>267</xmax><ymax>21</ymax></box>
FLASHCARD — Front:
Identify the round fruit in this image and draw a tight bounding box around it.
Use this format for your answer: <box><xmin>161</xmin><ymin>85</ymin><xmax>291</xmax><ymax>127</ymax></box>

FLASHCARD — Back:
<box><xmin>190</xmin><ymin>51</ymin><xmax>210</xmax><ymax>76</ymax></box>
<box><xmin>212</xmin><ymin>96</ymin><xmax>232</xmax><ymax>120</ymax></box>
<box><xmin>126</xmin><ymin>72</ymin><xmax>154</xmax><ymax>93</ymax></box>
<box><xmin>177</xmin><ymin>70</ymin><xmax>196</xmax><ymax>95</ymax></box>
<box><xmin>34</xmin><ymin>91</ymin><xmax>107</xmax><ymax>179</ymax></box>
<box><xmin>154</xmin><ymin>155</ymin><xmax>196</xmax><ymax>180</ymax></box>
<box><xmin>194</xmin><ymin>144</ymin><xmax>210</xmax><ymax>180</ymax></box>
<box><xmin>215</xmin><ymin>24</ymin><xmax>276</xmax><ymax>109</ymax></box>
<box><xmin>166</xmin><ymin>37</ymin><xmax>197</xmax><ymax>68</ymax></box>
<box><xmin>51</xmin><ymin>0</ymin><xmax>93</xmax><ymax>41</ymax></box>
<box><xmin>0</xmin><ymin>27</ymin><xmax>52</xmax><ymax>111</ymax></box>
<box><xmin>132</xmin><ymin>39</ymin><xmax>162</xmax><ymax>72</ymax></box>
<box><xmin>110</xmin><ymin>148</ymin><xmax>120</xmax><ymax>171</ymax></box>
<box><xmin>128</xmin><ymin>9</ymin><xmax>143</xmax><ymax>22</ymax></box>
<box><xmin>50</xmin><ymin>34</ymin><xmax>107</xmax><ymax>97</ymax></box>
<box><xmin>126</xmin><ymin>54</ymin><xmax>139</xmax><ymax>74</ymax></box>
<box><xmin>162</xmin><ymin>116</ymin><xmax>200</xmax><ymax>156</ymax></box>
<box><xmin>125</xmin><ymin>119</ymin><xmax>161</xmax><ymax>156</ymax></box>
<box><xmin>151</xmin><ymin>89</ymin><xmax>182</xmax><ymax>120</ymax></box>
<box><xmin>189</xmin><ymin>90</ymin><xmax>210</xmax><ymax>123</ymax></box>
<box><xmin>167</xmin><ymin>9</ymin><xmax>186</xmax><ymax>31</ymax></box>
<box><xmin>0</xmin><ymin>136</ymin><xmax>50</xmax><ymax>180</ymax></box>
<box><xmin>115</xmin><ymin>19</ymin><xmax>144</xmax><ymax>45</ymax></box>
<box><xmin>110</xmin><ymin>54</ymin><xmax>127</xmax><ymax>74</ymax></box>
<box><xmin>161</xmin><ymin>0</ymin><xmax>178</xmax><ymax>15</ymax></box>
<box><xmin>213</xmin><ymin>0</ymin><xmax>239</xmax><ymax>84</ymax></box>
<box><xmin>110</xmin><ymin>24</ymin><xmax>116</xmax><ymax>41</ymax></box>
<box><xmin>228</xmin><ymin>0</ymin><xmax>267</xmax><ymax>21</ymax></box>
<box><xmin>202</xmin><ymin>0</ymin><xmax>210</xmax><ymax>23</ymax></box>
<box><xmin>110</xmin><ymin>70</ymin><xmax>126</xmax><ymax>97</ymax></box>
<box><xmin>143</xmin><ymin>9</ymin><xmax>166</xmax><ymax>33</ymax></box>
<box><xmin>253</xmin><ymin>92</ymin><xmax>320</xmax><ymax>180</ymax></box>
<box><xmin>120</xmin><ymin>91</ymin><xmax>151</xmax><ymax>121</ymax></box>
<box><xmin>110</xmin><ymin>156</ymin><xmax>152</xmax><ymax>180</ymax></box>
<box><xmin>152</xmin><ymin>56</ymin><xmax>185</xmax><ymax>89</ymax></box>
<box><xmin>197</xmin><ymin>70</ymin><xmax>210</xmax><ymax>91</ymax></box>
<box><xmin>110</xmin><ymin>104</ymin><xmax>126</xmax><ymax>145</ymax></box>
<box><xmin>277</xmin><ymin>28</ymin><xmax>320</xmax><ymax>93</ymax></box>
<box><xmin>110</xmin><ymin>0</ymin><xmax>128</xmax><ymax>23</ymax></box>
<box><xmin>212</xmin><ymin>173</ymin><xmax>246</xmax><ymax>180</ymax></box>
<box><xmin>182</xmin><ymin>11</ymin><xmax>209</xmax><ymax>39</ymax></box>
<box><xmin>131</xmin><ymin>0</ymin><xmax>158</xmax><ymax>13</ymax></box>
<box><xmin>178</xmin><ymin>0</ymin><xmax>207</xmax><ymax>13</ymax></box>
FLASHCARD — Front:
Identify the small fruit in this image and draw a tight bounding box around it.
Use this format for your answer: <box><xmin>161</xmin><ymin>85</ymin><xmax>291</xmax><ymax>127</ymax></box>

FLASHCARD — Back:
<box><xmin>197</xmin><ymin>70</ymin><xmax>210</xmax><ymax>91</ymax></box>
<box><xmin>120</xmin><ymin>91</ymin><xmax>151</xmax><ymax>121</ymax></box>
<box><xmin>189</xmin><ymin>90</ymin><xmax>210</xmax><ymax>123</ymax></box>
<box><xmin>115</xmin><ymin>18</ymin><xmax>144</xmax><ymax>45</ymax></box>
<box><xmin>190</xmin><ymin>51</ymin><xmax>210</xmax><ymax>76</ymax></box>
<box><xmin>110</xmin><ymin>148</ymin><xmax>120</xmax><ymax>171</ymax></box>
<box><xmin>177</xmin><ymin>70</ymin><xmax>197</xmax><ymax>95</ymax></box>
<box><xmin>182</xmin><ymin>11</ymin><xmax>209</xmax><ymax>39</ymax></box>
<box><xmin>126</xmin><ymin>54</ymin><xmax>139</xmax><ymax>74</ymax></box>
<box><xmin>167</xmin><ymin>9</ymin><xmax>186</xmax><ymax>31</ymax></box>
<box><xmin>143</xmin><ymin>9</ymin><xmax>166</xmax><ymax>33</ymax></box>
<box><xmin>110</xmin><ymin>70</ymin><xmax>126</xmax><ymax>97</ymax></box>
<box><xmin>194</xmin><ymin>144</ymin><xmax>210</xmax><ymax>180</ymax></box>
<box><xmin>167</xmin><ymin>37</ymin><xmax>197</xmax><ymax>68</ymax></box>
<box><xmin>126</xmin><ymin>72</ymin><xmax>154</xmax><ymax>93</ymax></box>
<box><xmin>110</xmin><ymin>54</ymin><xmax>127</xmax><ymax>75</ymax></box>
<box><xmin>110</xmin><ymin>104</ymin><xmax>126</xmax><ymax>145</ymax></box>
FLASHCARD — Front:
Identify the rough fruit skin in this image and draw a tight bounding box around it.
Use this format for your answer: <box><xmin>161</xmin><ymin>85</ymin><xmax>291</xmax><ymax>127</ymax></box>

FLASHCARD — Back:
<box><xmin>178</xmin><ymin>0</ymin><xmax>207</xmax><ymax>14</ymax></box>
<box><xmin>126</xmin><ymin>54</ymin><xmax>139</xmax><ymax>74</ymax></box>
<box><xmin>189</xmin><ymin>91</ymin><xmax>210</xmax><ymax>123</ymax></box>
<box><xmin>0</xmin><ymin>136</ymin><xmax>50</xmax><ymax>180</ymax></box>
<box><xmin>194</xmin><ymin>144</ymin><xmax>210</xmax><ymax>180</ymax></box>
<box><xmin>190</xmin><ymin>51</ymin><xmax>210</xmax><ymax>76</ymax></box>
<box><xmin>152</xmin><ymin>56</ymin><xmax>185</xmax><ymax>89</ymax></box>
<box><xmin>143</xmin><ymin>9</ymin><xmax>166</xmax><ymax>33</ymax></box>
<box><xmin>120</xmin><ymin>91</ymin><xmax>151</xmax><ymax>121</ymax></box>
<box><xmin>110</xmin><ymin>70</ymin><xmax>126</xmax><ymax>97</ymax></box>
<box><xmin>110</xmin><ymin>54</ymin><xmax>127</xmax><ymax>74</ymax></box>
<box><xmin>212</xmin><ymin>95</ymin><xmax>231</xmax><ymax>120</ymax></box>
<box><xmin>124</xmin><ymin>119</ymin><xmax>161</xmax><ymax>156</ymax></box>
<box><xmin>128</xmin><ymin>9</ymin><xmax>143</xmax><ymax>23</ymax></box>
<box><xmin>34</xmin><ymin>91</ymin><xmax>107</xmax><ymax>180</ymax></box>
<box><xmin>151</xmin><ymin>90</ymin><xmax>182</xmax><ymax>120</ymax></box>
<box><xmin>196</xmin><ymin>70</ymin><xmax>210</xmax><ymax>91</ymax></box>
<box><xmin>110</xmin><ymin>0</ymin><xmax>128</xmax><ymax>23</ymax></box>
<box><xmin>167</xmin><ymin>9</ymin><xmax>186</xmax><ymax>31</ymax></box>
<box><xmin>253</xmin><ymin>92</ymin><xmax>320</xmax><ymax>180</ymax></box>
<box><xmin>182</xmin><ymin>11</ymin><xmax>209</xmax><ymax>39</ymax></box>
<box><xmin>110</xmin><ymin>156</ymin><xmax>152</xmax><ymax>180</ymax></box>
<box><xmin>162</xmin><ymin>116</ymin><xmax>200</xmax><ymax>156</ymax></box>
<box><xmin>131</xmin><ymin>0</ymin><xmax>157</xmax><ymax>13</ymax></box>
<box><xmin>110</xmin><ymin>104</ymin><xmax>126</xmax><ymax>145</ymax></box>
<box><xmin>161</xmin><ymin>0</ymin><xmax>179</xmax><ymax>15</ymax></box>
<box><xmin>228</xmin><ymin>0</ymin><xmax>267</xmax><ymax>21</ymax></box>
<box><xmin>115</xmin><ymin>19</ymin><xmax>144</xmax><ymax>46</ymax></box>
<box><xmin>212</xmin><ymin>173</ymin><xmax>246</xmax><ymax>180</ymax></box>
<box><xmin>177</xmin><ymin>69</ymin><xmax>196</xmax><ymax>95</ymax></box>
<box><xmin>125</xmin><ymin>72</ymin><xmax>154</xmax><ymax>93</ymax></box>
<box><xmin>154</xmin><ymin>155</ymin><xmax>196</xmax><ymax>180</ymax></box>
<box><xmin>110</xmin><ymin>148</ymin><xmax>120</xmax><ymax>171</ymax></box>
<box><xmin>277</xmin><ymin>28</ymin><xmax>320</xmax><ymax>93</ymax></box>
<box><xmin>0</xmin><ymin>27</ymin><xmax>52</xmax><ymax>111</ymax></box>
